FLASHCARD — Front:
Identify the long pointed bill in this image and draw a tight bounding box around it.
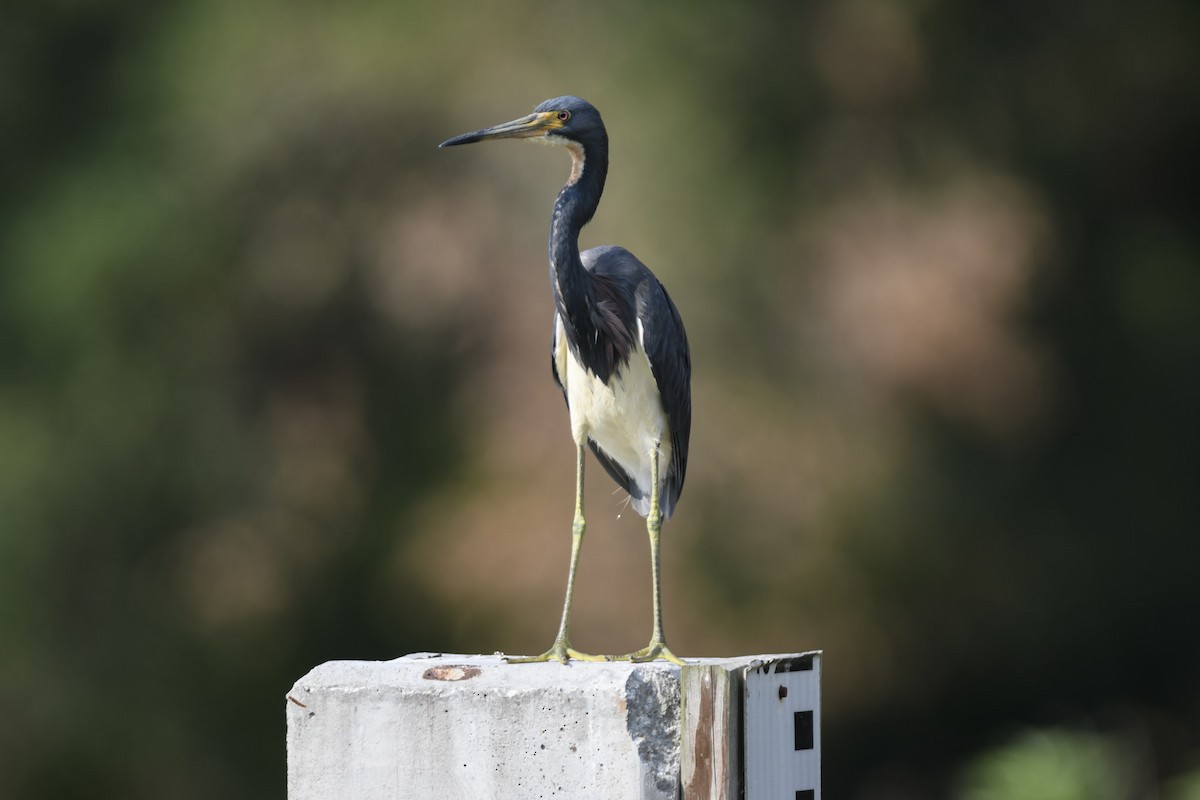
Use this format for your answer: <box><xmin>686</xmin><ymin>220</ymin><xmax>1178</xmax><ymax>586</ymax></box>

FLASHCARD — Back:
<box><xmin>439</xmin><ymin>111</ymin><xmax>565</xmax><ymax>147</ymax></box>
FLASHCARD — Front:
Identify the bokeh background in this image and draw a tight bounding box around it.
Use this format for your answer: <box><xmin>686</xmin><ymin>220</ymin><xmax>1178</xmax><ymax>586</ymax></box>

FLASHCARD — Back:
<box><xmin>3</xmin><ymin>1</ymin><xmax>1199</xmax><ymax>797</ymax></box>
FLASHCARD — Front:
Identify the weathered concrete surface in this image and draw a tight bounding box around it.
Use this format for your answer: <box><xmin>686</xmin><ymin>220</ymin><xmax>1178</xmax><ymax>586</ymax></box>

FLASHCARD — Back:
<box><xmin>287</xmin><ymin>652</ymin><xmax>683</xmax><ymax>800</ymax></box>
<box><xmin>286</xmin><ymin>651</ymin><xmax>818</xmax><ymax>800</ymax></box>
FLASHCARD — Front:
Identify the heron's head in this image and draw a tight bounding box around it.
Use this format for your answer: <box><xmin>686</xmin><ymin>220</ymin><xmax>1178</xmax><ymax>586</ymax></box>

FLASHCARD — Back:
<box><xmin>439</xmin><ymin>96</ymin><xmax>606</xmax><ymax>151</ymax></box>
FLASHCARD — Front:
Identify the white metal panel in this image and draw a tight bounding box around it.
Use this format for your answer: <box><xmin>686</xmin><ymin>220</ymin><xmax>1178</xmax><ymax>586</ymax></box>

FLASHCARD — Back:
<box><xmin>743</xmin><ymin>652</ymin><xmax>822</xmax><ymax>800</ymax></box>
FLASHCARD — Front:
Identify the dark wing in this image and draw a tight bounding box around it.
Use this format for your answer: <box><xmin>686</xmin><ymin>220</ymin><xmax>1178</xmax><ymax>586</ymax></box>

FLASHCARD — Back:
<box><xmin>584</xmin><ymin>246</ymin><xmax>692</xmax><ymax>519</ymax></box>
<box><xmin>637</xmin><ymin>274</ymin><xmax>691</xmax><ymax>519</ymax></box>
<box><xmin>551</xmin><ymin>312</ymin><xmax>565</xmax><ymax>397</ymax></box>
<box><xmin>587</xmin><ymin>442</ymin><xmax>644</xmax><ymax>510</ymax></box>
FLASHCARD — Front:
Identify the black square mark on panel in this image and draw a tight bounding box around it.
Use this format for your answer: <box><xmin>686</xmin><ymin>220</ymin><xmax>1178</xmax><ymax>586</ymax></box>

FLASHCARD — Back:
<box><xmin>796</xmin><ymin>791</ymin><xmax>815</xmax><ymax>800</ymax></box>
<box><xmin>794</xmin><ymin>710</ymin><xmax>814</xmax><ymax>751</ymax></box>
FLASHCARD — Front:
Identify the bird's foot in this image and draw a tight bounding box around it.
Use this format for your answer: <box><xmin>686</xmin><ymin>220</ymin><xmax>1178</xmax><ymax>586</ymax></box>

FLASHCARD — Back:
<box><xmin>615</xmin><ymin>639</ymin><xmax>687</xmax><ymax>665</ymax></box>
<box><xmin>506</xmin><ymin>638</ymin><xmax>610</xmax><ymax>664</ymax></box>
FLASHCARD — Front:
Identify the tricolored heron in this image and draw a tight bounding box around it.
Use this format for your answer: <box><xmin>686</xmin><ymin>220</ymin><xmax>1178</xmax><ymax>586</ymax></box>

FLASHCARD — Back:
<box><xmin>440</xmin><ymin>96</ymin><xmax>691</xmax><ymax>664</ymax></box>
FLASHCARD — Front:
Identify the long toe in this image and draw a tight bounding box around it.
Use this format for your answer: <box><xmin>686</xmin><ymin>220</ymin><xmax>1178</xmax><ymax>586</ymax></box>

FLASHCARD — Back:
<box><xmin>506</xmin><ymin>650</ymin><xmax>566</xmax><ymax>665</ymax></box>
<box><xmin>506</xmin><ymin>640</ymin><xmax>611</xmax><ymax>664</ymax></box>
<box><xmin>619</xmin><ymin>641</ymin><xmax>687</xmax><ymax>665</ymax></box>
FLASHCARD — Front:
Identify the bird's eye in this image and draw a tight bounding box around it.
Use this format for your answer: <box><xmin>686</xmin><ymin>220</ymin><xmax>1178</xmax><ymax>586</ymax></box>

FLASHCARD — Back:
<box><xmin>557</xmin><ymin>111</ymin><xmax>571</xmax><ymax>122</ymax></box>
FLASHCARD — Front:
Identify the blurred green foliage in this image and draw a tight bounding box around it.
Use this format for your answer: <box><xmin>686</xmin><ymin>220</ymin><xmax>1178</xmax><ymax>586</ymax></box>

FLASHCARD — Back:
<box><xmin>2</xmin><ymin>1</ymin><xmax>1198</xmax><ymax>798</ymax></box>
<box><xmin>1170</xmin><ymin>769</ymin><xmax>1200</xmax><ymax>800</ymax></box>
<box><xmin>959</xmin><ymin>729</ymin><xmax>1132</xmax><ymax>800</ymax></box>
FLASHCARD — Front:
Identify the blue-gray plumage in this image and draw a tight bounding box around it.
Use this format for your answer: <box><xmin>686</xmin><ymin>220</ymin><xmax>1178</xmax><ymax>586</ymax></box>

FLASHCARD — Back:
<box><xmin>555</xmin><ymin>246</ymin><xmax>691</xmax><ymax>519</ymax></box>
<box><xmin>440</xmin><ymin>96</ymin><xmax>691</xmax><ymax>664</ymax></box>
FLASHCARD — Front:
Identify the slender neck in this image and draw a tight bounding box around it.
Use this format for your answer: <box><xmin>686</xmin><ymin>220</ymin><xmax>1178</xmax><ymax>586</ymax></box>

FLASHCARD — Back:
<box><xmin>549</xmin><ymin>136</ymin><xmax>608</xmax><ymax>327</ymax></box>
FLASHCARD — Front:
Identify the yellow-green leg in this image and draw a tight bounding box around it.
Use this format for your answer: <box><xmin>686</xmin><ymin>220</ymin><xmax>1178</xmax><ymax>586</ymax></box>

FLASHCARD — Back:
<box><xmin>508</xmin><ymin>443</ymin><xmax>607</xmax><ymax>664</ymax></box>
<box><xmin>619</xmin><ymin>443</ymin><xmax>686</xmax><ymax>665</ymax></box>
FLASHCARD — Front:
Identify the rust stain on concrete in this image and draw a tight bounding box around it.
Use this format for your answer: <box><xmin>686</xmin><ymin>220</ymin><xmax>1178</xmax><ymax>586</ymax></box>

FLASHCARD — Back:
<box><xmin>421</xmin><ymin>666</ymin><xmax>482</xmax><ymax>681</ymax></box>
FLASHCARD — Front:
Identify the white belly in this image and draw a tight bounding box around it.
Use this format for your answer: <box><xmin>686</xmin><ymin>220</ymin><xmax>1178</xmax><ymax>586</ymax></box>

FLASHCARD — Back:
<box><xmin>555</xmin><ymin>315</ymin><xmax>670</xmax><ymax>498</ymax></box>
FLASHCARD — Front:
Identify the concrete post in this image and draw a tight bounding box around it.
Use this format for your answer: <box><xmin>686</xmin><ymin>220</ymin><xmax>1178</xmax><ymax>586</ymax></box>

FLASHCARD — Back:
<box><xmin>286</xmin><ymin>651</ymin><xmax>820</xmax><ymax>800</ymax></box>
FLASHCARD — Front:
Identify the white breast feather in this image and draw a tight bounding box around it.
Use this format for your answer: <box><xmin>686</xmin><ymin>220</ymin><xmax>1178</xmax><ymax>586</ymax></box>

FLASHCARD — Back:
<box><xmin>554</xmin><ymin>315</ymin><xmax>670</xmax><ymax>501</ymax></box>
